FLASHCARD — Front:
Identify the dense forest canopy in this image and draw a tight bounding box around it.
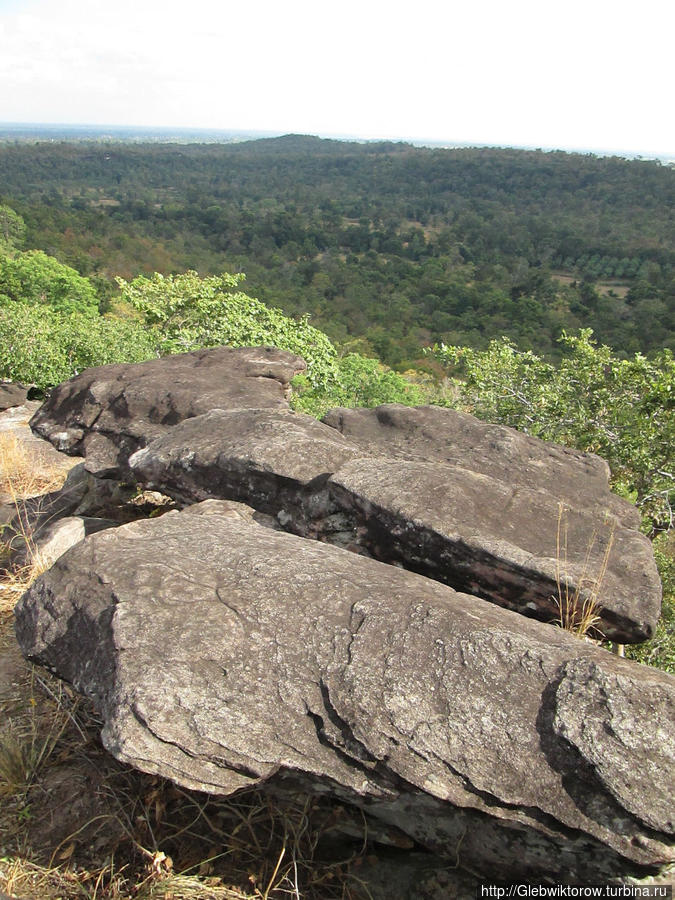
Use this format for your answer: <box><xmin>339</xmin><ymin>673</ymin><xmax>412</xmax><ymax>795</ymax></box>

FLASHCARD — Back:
<box><xmin>0</xmin><ymin>135</ymin><xmax>673</xmax><ymax>366</ymax></box>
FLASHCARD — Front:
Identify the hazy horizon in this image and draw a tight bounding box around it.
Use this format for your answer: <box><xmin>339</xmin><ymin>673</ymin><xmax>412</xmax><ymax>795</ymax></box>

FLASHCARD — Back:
<box><xmin>0</xmin><ymin>121</ymin><xmax>672</xmax><ymax>162</ymax></box>
<box><xmin>1</xmin><ymin>0</ymin><xmax>673</xmax><ymax>160</ymax></box>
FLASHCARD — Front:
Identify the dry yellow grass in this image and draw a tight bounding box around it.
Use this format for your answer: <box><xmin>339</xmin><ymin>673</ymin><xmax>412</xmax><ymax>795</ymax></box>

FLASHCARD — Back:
<box><xmin>553</xmin><ymin>503</ymin><xmax>615</xmax><ymax>640</ymax></box>
<box><xmin>0</xmin><ymin>433</ymin><xmax>71</xmax><ymax>618</ymax></box>
<box><xmin>0</xmin><ymin>432</ymin><xmax>68</xmax><ymax>501</ymax></box>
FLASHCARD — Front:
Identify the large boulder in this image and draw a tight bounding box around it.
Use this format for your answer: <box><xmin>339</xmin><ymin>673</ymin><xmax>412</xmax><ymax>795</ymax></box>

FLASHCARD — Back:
<box><xmin>127</xmin><ymin>403</ymin><xmax>660</xmax><ymax>642</ymax></box>
<box><xmin>326</xmin><ymin>458</ymin><xmax>660</xmax><ymax>643</ymax></box>
<box><xmin>128</xmin><ymin>407</ymin><xmax>363</xmax><ymax>515</ymax></box>
<box><xmin>322</xmin><ymin>404</ymin><xmax>641</xmax><ymax>528</ymax></box>
<box><xmin>29</xmin><ymin>346</ymin><xmax>306</xmax><ymax>477</ymax></box>
<box><xmin>15</xmin><ymin>502</ymin><xmax>675</xmax><ymax>883</ymax></box>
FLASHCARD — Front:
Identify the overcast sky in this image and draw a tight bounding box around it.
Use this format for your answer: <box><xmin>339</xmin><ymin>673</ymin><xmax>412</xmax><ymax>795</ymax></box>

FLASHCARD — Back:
<box><xmin>0</xmin><ymin>0</ymin><xmax>672</xmax><ymax>156</ymax></box>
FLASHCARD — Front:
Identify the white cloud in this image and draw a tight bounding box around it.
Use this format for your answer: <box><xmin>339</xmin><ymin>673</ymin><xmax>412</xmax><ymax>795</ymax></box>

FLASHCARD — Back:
<box><xmin>0</xmin><ymin>0</ymin><xmax>673</xmax><ymax>154</ymax></box>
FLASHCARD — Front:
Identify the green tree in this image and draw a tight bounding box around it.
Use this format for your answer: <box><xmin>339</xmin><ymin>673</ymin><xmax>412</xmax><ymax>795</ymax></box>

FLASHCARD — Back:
<box><xmin>430</xmin><ymin>330</ymin><xmax>674</xmax><ymax>533</ymax></box>
<box><xmin>0</xmin><ymin>250</ymin><xmax>98</xmax><ymax>314</ymax></box>
<box><xmin>0</xmin><ymin>302</ymin><xmax>156</xmax><ymax>389</ymax></box>
<box><xmin>0</xmin><ymin>204</ymin><xmax>26</xmax><ymax>254</ymax></box>
<box><xmin>116</xmin><ymin>270</ymin><xmax>339</xmax><ymax>386</ymax></box>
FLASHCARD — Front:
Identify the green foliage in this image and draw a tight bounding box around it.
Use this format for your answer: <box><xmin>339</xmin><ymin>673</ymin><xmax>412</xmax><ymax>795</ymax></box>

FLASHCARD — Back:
<box><xmin>0</xmin><ymin>250</ymin><xmax>98</xmax><ymax>314</ymax></box>
<box><xmin>0</xmin><ymin>139</ymin><xmax>672</xmax><ymax>366</ymax></box>
<box><xmin>431</xmin><ymin>329</ymin><xmax>675</xmax><ymax>671</ymax></box>
<box><xmin>117</xmin><ymin>271</ymin><xmax>338</xmax><ymax>386</ymax></box>
<box><xmin>0</xmin><ymin>302</ymin><xmax>156</xmax><ymax>389</ymax></box>
<box><xmin>0</xmin><ymin>205</ymin><xmax>25</xmax><ymax>254</ymax></box>
<box><xmin>292</xmin><ymin>353</ymin><xmax>423</xmax><ymax>417</ymax></box>
<box><xmin>430</xmin><ymin>329</ymin><xmax>674</xmax><ymax>533</ymax></box>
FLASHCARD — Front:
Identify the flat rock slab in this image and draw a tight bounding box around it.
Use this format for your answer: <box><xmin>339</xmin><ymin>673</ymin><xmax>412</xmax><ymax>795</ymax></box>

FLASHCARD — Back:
<box><xmin>126</xmin><ymin>401</ymin><xmax>660</xmax><ymax>642</ymax></box>
<box><xmin>0</xmin><ymin>381</ymin><xmax>31</xmax><ymax>411</ymax></box>
<box><xmin>30</xmin><ymin>346</ymin><xmax>306</xmax><ymax>477</ymax></box>
<box><xmin>322</xmin><ymin>405</ymin><xmax>641</xmax><ymax>529</ymax></box>
<box><xmin>15</xmin><ymin>502</ymin><xmax>675</xmax><ymax>882</ymax></box>
<box><xmin>327</xmin><ymin>458</ymin><xmax>661</xmax><ymax>643</ymax></box>
<box><xmin>129</xmin><ymin>407</ymin><xmax>363</xmax><ymax>512</ymax></box>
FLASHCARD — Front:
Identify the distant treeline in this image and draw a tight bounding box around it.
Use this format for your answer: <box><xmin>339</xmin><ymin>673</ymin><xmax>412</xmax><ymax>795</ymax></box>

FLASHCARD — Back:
<box><xmin>0</xmin><ymin>135</ymin><xmax>673</xmax><ymax>366</ymax></box>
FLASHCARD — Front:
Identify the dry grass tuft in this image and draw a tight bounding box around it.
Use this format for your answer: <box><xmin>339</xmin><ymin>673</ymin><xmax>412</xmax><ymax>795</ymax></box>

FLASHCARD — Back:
<box><xmin>0</xmin><ymin>432</ymin><xmax>72</xmax><ymax>617</ymax></box>
<box><xmin>0</xmin><ymin>672</ymin><xmax>75</xmax><ymax>798</ymax></box>
<box><xmin>553</xmin><ymin>503</ymin><xmax>615</xmax><ymax>640</ymax></box>
<box><xmin>0</xmin><ymin>432</ymin><xmax>68</xmax><ymax>501</ymax></box>
<box><xmin>0</xmin><ymin>554</ymin><xmax>53</xmax><ymax>615</ymax></box>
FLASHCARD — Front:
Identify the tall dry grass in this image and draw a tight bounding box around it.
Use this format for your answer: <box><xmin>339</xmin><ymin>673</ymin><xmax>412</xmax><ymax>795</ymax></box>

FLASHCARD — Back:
<box><xmin>553</xmin><ymin>502</ymin><xmax>616</xmax><ymax>640</ymax></box>
<box><xmin>0</xmin><ymin>432</ymin><xmax>71</xmax><ymax>613</ymax></box>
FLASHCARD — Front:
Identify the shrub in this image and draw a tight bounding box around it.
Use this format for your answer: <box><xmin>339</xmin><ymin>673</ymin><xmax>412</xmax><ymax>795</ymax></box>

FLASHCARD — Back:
<box><xmin>0</xmin><ymin>250</ymin><xmax>98</xmax><ymax>314</ymax></box>
<box><xmin>292</xmin><ymin>352</ymin><xmax>423</xmax><ymax>417</ymax></box>
<box><xmin>117</xmin><ymin>271</ymin><xmax>339</xmax><ymax>386</ymax></box>
<box><xmin>0</xmin><ymin>302</ymin><xmax>156</xmax><ymax>389</ymax></box>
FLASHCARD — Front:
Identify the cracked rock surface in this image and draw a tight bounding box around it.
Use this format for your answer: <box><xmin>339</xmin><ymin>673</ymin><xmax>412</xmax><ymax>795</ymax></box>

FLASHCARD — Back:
<box><xmin>326</xmin><ymin>457</ymin><xmax>660</xmax><ymax>642</ymax></box>
<box><xmin>127</xmin><ymin>401</ymin><xmax>660</xmax><ymax>641</ymax></box>
<box><xmin>30</xmin><ymin>345</ymin><xmax>306</xmax><ymax>477</ymax></box>
<box><xmin>322</xmin><ymin>404</ymin><xmax>640</xmax><ymax>528</ymax></box>
<box><xmin>15</xmin><ymin>500</ymin><xmax>675</xmax><ymax>882</ymax></box>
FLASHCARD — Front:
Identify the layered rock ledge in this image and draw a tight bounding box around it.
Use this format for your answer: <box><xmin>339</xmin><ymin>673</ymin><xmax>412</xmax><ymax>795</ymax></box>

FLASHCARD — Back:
<box><xmin>30</xmin><ymin>345</ymin><xmax>306</xmax><ymax>477</ymax></box>
<box><xmin>17</xmin><ymin>345</ymin><xmax>673</xmax><ymax>885</ymax></box>
<box><xmin>126</xmin><ymin>401</ymin><xmax>660</xmax><ymax>642</ymax></box>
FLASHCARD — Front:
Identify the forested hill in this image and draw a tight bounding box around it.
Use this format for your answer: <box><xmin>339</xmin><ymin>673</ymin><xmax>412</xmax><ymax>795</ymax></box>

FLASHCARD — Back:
<box><xmin>0</xmin><ymin>135</ymin><xmax>673</xmax><ymax>366</ymax></box>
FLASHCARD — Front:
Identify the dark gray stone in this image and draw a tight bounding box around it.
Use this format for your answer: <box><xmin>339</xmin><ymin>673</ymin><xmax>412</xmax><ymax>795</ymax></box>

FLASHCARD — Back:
<box><xmin>30</xmin><ymin>346</ymin><xmax>306</xmax><ymax>477</ymax></box>
<box><xmin>128</xmin><ymin>407</ymin><xmax>363</xmax><ymax>514</ymax></box>
<box><xmin>0</xmin><ymin>381</ymin><xmax>31</xmax><ymax>411</ymax></box>
<box><xmin>326</xmin><ymin>458</ymin><xmax>661</xmax><ymax>643</ymax></box>
<box><xmin>15</xmin><ymin>502</ymin><xmax>675</xmax><ymax>883</ymax></box>
<box><xmin>322</xmin><ymin>404</ymin><xmax>641</xmax><ymax>529</ymax></box>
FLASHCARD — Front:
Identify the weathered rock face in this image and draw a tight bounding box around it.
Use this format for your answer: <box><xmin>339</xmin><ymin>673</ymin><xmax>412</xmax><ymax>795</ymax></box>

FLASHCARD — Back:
<box><xmin>0</xmin><ymin>381</ymin><xmax>31</xmax><ymax>411</ymax></box>
<box><xmin>322</xmin><ymin>404</ymin><xmax>641</xmax><ymax>529</ymax></box>
<box><xmin>128</xmin><ymin>407</ymin><xmax>363</xmax><ymax>513</ymax></box>
<box><xmin>15</xmin><ymin>501</ymin><xmax>675</xmax><ymax>882</ymax></box>
<box><xmin>326</xmin><ymin>458</ymin><xmax>660</xmax><ymax>643</ymax></box>
<box><xmin>30</xmin><ymin>346</ymin><xmax>306</xmax><ymax>477</ymax></box>
<box><xmin>127</xmin><ymin>404</ymin><xmax>660</xmax><ymax>642</ymax></box>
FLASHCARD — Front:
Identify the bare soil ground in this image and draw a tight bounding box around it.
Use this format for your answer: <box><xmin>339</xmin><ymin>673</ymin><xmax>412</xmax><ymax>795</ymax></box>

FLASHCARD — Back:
<box><xmin>550</xmin><ymin>272</ymin><xmax>631</xmax><ymax>298</ymax></box>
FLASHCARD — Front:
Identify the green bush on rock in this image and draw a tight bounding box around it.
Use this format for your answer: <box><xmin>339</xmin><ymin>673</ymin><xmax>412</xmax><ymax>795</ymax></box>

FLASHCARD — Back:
<box><xmin>291</xmin><ymin>352</ymin><xmax>423</xmax><ymax>417</ymax></box>
<box><xmin>430</xmin><ymin>329</ymin><xmax>674</xmax><ymax>535</ymax></box>
<box><xmin>0</xmin><ymin>263</ymin><xmax>420</xmax><ymax>414</ymax></box>
<box><xmin>116</xmin><ymin>271</ymin><xmax>339</xmax><ymax>387</ymax></box>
